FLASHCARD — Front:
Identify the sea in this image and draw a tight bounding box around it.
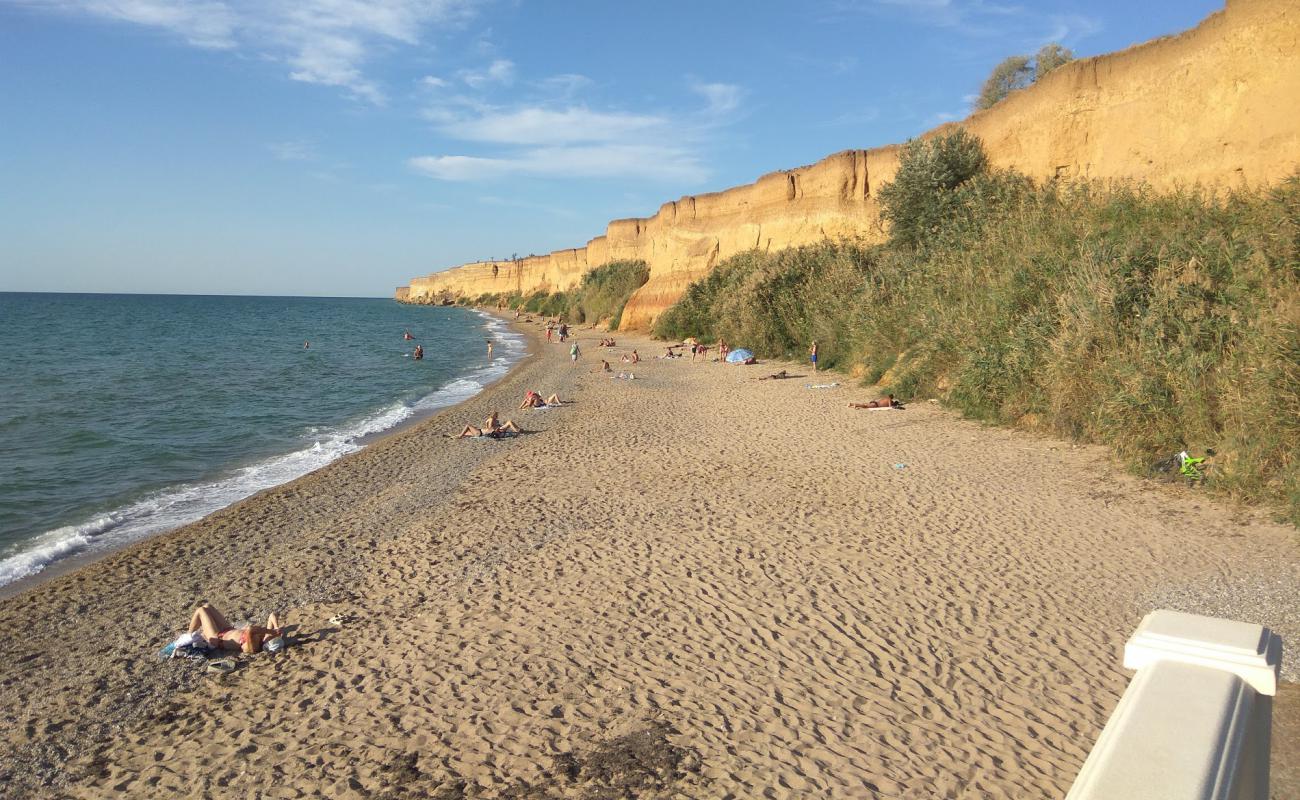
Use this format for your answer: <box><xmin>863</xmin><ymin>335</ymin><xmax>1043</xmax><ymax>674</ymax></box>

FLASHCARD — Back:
<box><xmin>0</xmin><ymin>293</ymin><xmax>524</xmax><ymax>588</ymax></box>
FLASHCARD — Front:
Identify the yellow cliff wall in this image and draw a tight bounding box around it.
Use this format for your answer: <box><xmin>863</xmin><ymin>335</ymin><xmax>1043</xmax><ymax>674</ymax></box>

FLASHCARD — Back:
<box><xmin>398</xmin><ymin>0</ymin><xmax>1300</xmax><ymax>329</ymax></box>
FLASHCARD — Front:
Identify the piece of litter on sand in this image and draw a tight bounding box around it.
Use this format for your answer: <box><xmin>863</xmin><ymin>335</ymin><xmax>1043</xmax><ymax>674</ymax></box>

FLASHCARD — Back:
<box><xmin>894</xmin><ymin>463</ymin><xmax>907</xmax><ymax>470</ymax></box>
<box><xmin>807</xmin><ymin>383</ymin><xmax>839</xmax><ymax>389</ymax></box>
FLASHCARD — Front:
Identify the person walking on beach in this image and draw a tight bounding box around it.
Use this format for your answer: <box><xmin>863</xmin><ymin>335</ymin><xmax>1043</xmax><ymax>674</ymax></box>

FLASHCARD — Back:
<box><xmin>559</xmin><ymin>323</ymin><xmax>568</xmax><ymax>342</ymax></box>
<box><xmin>546</xmin><ymin>324</ymin><xmax>553</xmax><ymax>343</ymax></box>
<box><xmin>570</xmin><ymin>341</ymin><xmax>580</xmax><ymax>365</ymax></box>
<box><xmin>809</xmin><ymin>341</ymin><xmax>819</xmax><ymax>372</ymax></box>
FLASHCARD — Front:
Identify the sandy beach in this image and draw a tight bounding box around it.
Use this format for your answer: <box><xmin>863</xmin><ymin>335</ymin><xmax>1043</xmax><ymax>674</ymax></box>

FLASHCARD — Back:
<box><xmin>0</xmin><ymin>318</ymin><xmax>1296</xmax><ymax>799</ymax></box>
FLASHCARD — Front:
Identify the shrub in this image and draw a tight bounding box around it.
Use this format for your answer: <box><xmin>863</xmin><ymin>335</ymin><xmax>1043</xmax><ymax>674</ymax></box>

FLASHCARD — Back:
<box><xmin>478</xmin><ymin>260</ymin><xmax>649</xmax><ymax>328</ymax></box>
<box><xmin>878</xmin><ymin>129</ymin><xmax>989</xmax><ymax>250</ymax></box>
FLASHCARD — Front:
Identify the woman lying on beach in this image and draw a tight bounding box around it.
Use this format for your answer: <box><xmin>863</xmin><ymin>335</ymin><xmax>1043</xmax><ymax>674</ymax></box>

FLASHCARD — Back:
<box><xmin>454</xmin><ymin>411</ymin><xmax>522</xmax><ymax>438</ymax></box>
<box><xmin>519</xmin><ymin>390</ymin><xmax>562</xmax><ymax>408</ymax></box>
<box><xmin>849</xmin><ymin>395</ymin><xmax>902</xmax><ymax>409</ymax></box>
<box><xmin>188</xmin><ymin>603</ymin><xmax>283</xmax><ymax>654</ymax></box>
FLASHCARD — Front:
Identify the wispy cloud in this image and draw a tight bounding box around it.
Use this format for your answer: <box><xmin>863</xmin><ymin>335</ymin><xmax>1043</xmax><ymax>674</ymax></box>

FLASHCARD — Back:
<box><xmin>268</xmin><ymin>139</ymin><xmax>317</xmax><ymax>161</ymax></box>
<box><xmin>17</xmin><ymin>0</ymin><xmax>483</xmax><ymax>103</ymax></box>
<box><xmin>832</xmin><ymin>0</ymin><xmax>1100</xmax><ymax>45</ymax></box>
<box><xmin>457</xmin><ymin>58</ymin><xmax>515</xmax><ymax>88</ymax></box>
<box><xmin>409</xmin><ymin>144</ymin><xmax>706</xmax><ymax>183</ymax></box>
<box><xmin>410</xmin><ymin>74</ymin><xmax>743</xmax><ymax>183</ymax></box>
<box><xmin>438</xmin><ymin>107</ymin><xmax>666</xmax><ymax>146</ymax></box>
<box><xmin>690</xmin><ymin>81</ymin><xmax>743</xmax><ymax>117</ymax></box>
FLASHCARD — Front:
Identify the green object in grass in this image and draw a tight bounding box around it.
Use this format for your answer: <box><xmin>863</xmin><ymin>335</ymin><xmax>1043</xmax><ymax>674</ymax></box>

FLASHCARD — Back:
<box><xmin>1178</xmin><ymin>451</ymin><xmax>1207</xmax><ymax>480</ymax></box>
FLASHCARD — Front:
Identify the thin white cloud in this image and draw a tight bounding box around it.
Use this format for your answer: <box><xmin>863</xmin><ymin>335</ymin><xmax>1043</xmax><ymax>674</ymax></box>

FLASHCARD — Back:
<box><xmin>440</xmin><ymin>107</ymin><xmax>666</xmax><ymax>146</ymax></box>
<box><xmin>268</xmin><ymin>139</ymin><xmax>317</xmax><ymax>161</ymax></box>
<box><xmin>834</xmin><ymin>0</ymin><xmax>1099</xmax><ymax>44</ymax></box>
<box><xmin>420</xmin><ymin>75</ymin><xmax>450</xmax><ymax>88</ymax></box>
<box><xmin>412</xmin><ymin>72</ymin><xmax>742</xmax><ymax>184</ymax></box>
<box><xmin>409</xmin><ymin>144</ymin><xmax>706</xmax><ymax>183</ymax></box>
<box><xmin>16</xmin><ymin>0</ymin><xmax>482</xmax><ymax>103</ymax></box>
<box><xmin>534</xmin><ymin>73</ymin><xmax>592</xmax><ymax>99</ymax></box>
<box><xmin>691</xmin><ymin>81</ymin><xmax>742</xmax><ymax>116</ymax></box>
<box><xmin>457</xmin><ymin>58</ymin><xmax>515</xmax><ymax>88</ymax></box>
<box><xmin>29</xmin><ymin>0</ymin><xmax>239</xmax><ymax>48</ymax></box>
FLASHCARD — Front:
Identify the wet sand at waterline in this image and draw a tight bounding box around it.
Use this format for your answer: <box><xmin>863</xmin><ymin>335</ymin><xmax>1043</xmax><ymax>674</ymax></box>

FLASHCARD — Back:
<box><xmin>1</xmin><ymin>320</ymin><xmax>1296</xmax><ymax>799</ymax></box>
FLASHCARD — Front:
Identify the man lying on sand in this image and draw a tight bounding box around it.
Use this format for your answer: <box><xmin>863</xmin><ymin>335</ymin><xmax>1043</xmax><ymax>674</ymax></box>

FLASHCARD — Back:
<box><xmin>455</xmin><ymin>411</ymin><xmax>522</xmax><ymax>438</ymax></box>
<box><xmin>759</xmin><ymin>370</ymin><xmax>793</xmax><ymax>380</ymax></box>
<box><xmin>519</xmin><ymin>390</ymin><xmax>562</xmax><ymax>409</ymax></box>
<box><xmin>188</xmin><ymin>603</ymin><xmax>284</xmax><ymax>654</ymax></box>
<box><xmin>849</xmin><ymin>395</ymin><xmax>903</xmax><ymax>409</ymax></box>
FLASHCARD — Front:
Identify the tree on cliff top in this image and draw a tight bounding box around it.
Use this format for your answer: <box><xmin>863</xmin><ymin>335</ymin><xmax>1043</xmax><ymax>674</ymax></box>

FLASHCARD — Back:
<box><xmin>975</xmin><ymin>55</ymin><xmax>1032</xmax><ymax>111</ymax></box>
<box><xmin>975</xmin><ymin>44</ymin><xmax>1074</xmax><ymax>110</ymax></box>
<box><xmin>879</xmin><ymin>129</ymin><xmax>988</xmax><ymax>250</ymax></box>
<box><xmin>1034</xmin><ymin>43</ymin><xmax>1074</xmax><ymax>80</ymax></box>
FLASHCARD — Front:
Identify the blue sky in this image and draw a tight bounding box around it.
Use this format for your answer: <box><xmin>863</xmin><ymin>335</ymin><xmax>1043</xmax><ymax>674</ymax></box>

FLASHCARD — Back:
<box><xmin>0</xmin><ymin>0</ymin><xmax>1222</xmax><ymax>297</ymax></box>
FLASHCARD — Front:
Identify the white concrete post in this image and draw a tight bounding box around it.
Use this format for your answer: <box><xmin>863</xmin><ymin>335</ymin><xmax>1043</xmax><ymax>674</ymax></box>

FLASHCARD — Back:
<box><xmin>1067</xmin><ymin>610</ymin><xmax>1282</xmax><ymax>800</ymax></box>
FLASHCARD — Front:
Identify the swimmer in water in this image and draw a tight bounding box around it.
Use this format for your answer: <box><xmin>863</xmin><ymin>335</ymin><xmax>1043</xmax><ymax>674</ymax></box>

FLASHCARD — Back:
<box><xmin>486</xmin><ymin>340</ymin><xmax>494</xmax><ymax>356</ymax></box>
<box><xmin>403</xmin><ymin>331</ymin><xmax>414</xmax><ymax>340</ymax></box>
<box><xmin>304</xmin><ymin>341</ymin><xmax>310</xmax><ymax>349</ymax></box>
<box><xmin>413</xmin><ymin>345</ymin><xmax>424</xmax><ymax>360</ymax></box>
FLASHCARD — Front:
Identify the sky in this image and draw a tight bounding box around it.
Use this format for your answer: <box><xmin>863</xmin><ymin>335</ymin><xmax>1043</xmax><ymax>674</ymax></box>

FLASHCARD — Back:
<box><xmin>0</xmin><ymin>0</ymin><xmax>1223</xmax><ymax>297</ymax></box>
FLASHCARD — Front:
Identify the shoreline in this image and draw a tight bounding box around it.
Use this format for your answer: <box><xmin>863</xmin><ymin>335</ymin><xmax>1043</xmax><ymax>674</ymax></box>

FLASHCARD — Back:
<box><xmin>0</xmin><ymin>308</ymin><xmax>530</xmax><ymax>603</ymax></box>
<box><xmin>1</xmin><ymin>319</ymin><xmax>1295</xmax><ymax>798</ymax></box>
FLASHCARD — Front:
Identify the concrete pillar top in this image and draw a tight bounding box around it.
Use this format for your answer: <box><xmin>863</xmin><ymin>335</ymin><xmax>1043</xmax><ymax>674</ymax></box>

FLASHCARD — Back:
<box><xmin>1124</xmin><ymin>610</ymin><xmax>1281</xmax><ymax>696</ymax></box>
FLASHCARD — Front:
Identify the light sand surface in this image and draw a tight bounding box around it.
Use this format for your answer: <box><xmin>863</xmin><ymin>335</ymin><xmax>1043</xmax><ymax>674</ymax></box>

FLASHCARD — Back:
<box><xmin>0</xmin><ymin>319</ymin><xmax>1296</xmax><ymax>799</ymax></box>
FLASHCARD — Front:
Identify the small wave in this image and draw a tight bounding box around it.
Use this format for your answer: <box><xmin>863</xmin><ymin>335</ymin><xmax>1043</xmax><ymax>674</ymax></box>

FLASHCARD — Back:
<box><xmin>0</xmin><ymin>325</ymin><xmax>529</xmax><ymax>589</ymax></box>
<box><xmin>0</xmin><ymin>514</ymin><xmax>115</xmax><ymax>585</ymax></box>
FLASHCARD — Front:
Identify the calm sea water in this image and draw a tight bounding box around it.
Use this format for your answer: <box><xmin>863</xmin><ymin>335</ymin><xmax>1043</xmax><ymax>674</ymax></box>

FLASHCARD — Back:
<box><xmin>0</xmin><ymin>293</ymin><xmax>524</xmax><ymax>587</ymax></box>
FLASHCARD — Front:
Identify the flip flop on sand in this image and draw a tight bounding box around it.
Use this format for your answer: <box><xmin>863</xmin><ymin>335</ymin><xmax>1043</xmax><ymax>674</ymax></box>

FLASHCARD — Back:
<box><xmin>328</xmin><ymin>613</ymin><xmax>351</xmax><ymax>627</ymax></box>
<box><xmin>206</xmin><ymin>658</ymin><xmax>236</xmax><ymax>675</ymax></box>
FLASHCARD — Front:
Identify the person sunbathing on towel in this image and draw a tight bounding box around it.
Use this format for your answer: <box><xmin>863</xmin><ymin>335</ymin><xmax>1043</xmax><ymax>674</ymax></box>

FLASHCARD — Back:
<box><xmin>188</xmin><ymin>603</ymin><xmax>283</xmax><ymax>654</ymax></box>
<box><xmin>520</xmin><ymin>390</ymin><xmax>562</xmax><ymax>408</ymax></box>
<box><xmin>849</xmin><ymin>395</ymin><xmax>899</xmax><ymax>409</ymax></box>
<box><xmin>456</xmin><ymin>411</ymin><xmax>522</xmax><ymax>438</ymax></box>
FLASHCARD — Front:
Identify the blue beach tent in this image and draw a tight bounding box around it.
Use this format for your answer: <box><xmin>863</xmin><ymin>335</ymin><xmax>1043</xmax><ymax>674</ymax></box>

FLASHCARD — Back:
<box><xmin>725</xmin><ymin>348</ymin><xmax>754</xmax><ymax>364</ymax></box>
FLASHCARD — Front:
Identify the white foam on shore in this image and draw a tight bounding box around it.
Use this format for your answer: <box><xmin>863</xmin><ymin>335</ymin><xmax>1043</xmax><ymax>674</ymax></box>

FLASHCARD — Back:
<box><xmin>0</xmin><ymin>312</ymin><xmax>528</xmax><ymax>588</ymax></box>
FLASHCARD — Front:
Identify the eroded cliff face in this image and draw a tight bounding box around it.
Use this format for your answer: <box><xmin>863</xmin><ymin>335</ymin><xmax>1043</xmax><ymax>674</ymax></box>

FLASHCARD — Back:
<box><xmin>399</xmin><ymin>0</ymin><xmax>1300</xmax><ymax>328</ymax></box>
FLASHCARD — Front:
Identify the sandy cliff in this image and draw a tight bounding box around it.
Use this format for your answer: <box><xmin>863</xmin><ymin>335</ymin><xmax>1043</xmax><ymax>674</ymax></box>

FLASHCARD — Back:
<box><xmin>399</xmin><ymin>0</ymin><xmax>1300</xmax><ymax>328</ymax></box>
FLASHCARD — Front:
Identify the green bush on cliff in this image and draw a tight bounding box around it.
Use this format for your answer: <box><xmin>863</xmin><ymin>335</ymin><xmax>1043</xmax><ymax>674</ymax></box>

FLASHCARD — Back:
<box><xmin>566</xmin><ymin>260</ymin><xmax>651</xmax><ymax>329</ymax></box>
<box><xmin>654</xmin><ymin>161</ymin><xmax>1300</xmax><ymax>521</ymax></box>
<box><xmin>878</xmin><ymin>129</ymin><xmax>989</xmax><ymax>250</ymax></box>
<box><xmin>491</xmin><ymin>260</ymin><xmax>649</xmax><ymax>329</ymax></box>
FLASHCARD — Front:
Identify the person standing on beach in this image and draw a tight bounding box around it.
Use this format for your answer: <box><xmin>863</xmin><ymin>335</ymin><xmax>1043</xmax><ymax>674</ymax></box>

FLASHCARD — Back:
<box><xmin>486</xmin><ymin>340</ymin><xmax>494</xmax><ymax>357</ymax></box>
<box><xmin>546</xmin><ymin>324</ymin><xmax>553</xmax><ymax>343</ymax></box>
<box><xmin>570</xmin><ymin>341</ymin><xmax>580</xmax><ymax>365</ymax></box>
<box><xmin>810</xmin><ymin>341</ymin><xmax>818</xmax><ymax>372</ymax></box>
